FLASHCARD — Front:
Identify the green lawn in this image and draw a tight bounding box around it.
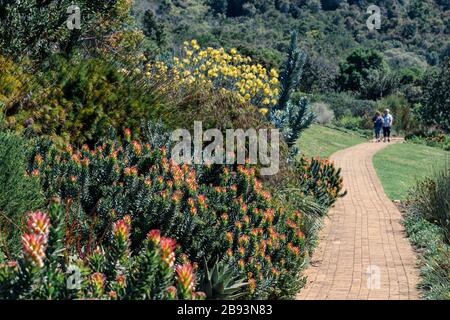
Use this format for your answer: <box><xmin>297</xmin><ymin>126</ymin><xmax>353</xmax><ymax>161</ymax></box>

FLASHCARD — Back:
<box><xmin>373</xmin><ymin>143</ymin><xmax>450</xmax><ymax>200</ymax></box>
<box><xmin>297</xmin><ymin>125</ymin><xmax>367</xmax><ymax>158</ymax></box>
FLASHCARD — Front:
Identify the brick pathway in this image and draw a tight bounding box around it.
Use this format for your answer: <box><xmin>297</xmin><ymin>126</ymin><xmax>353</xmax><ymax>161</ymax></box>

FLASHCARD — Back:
<box><xmin>297</xmin><ymin>141</ymin><xmax>420</xmax><ymax>300</ymax></box>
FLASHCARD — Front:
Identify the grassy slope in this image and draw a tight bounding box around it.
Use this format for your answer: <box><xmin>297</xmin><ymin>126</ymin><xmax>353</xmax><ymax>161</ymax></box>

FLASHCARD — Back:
<box><xmin>373</xmin><ymin>143</ymin><xmax>450</xmax><ymax>200</ymax></box>
<box><xmin>297</xmin><ymin>125</ymin><xmax>367</xmax><ymax>159</ymax></box>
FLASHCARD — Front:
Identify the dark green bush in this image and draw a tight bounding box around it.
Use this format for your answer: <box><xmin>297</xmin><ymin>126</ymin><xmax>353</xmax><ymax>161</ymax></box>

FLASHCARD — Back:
<box><xmin>7</xmin><ymin>56</ymin><xmax>162</xmax><ymax>146</ymax></box>
<box><xmin>0</xmin><ymin>130</ymin><xmax>43</xmax><ymax>258</ymax></box>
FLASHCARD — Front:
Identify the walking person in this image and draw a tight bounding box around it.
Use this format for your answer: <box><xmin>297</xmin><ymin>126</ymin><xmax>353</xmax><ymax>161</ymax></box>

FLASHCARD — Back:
<box><xmin>372</xmin><ymin>111</ymin><xmax>383</xmax><ymax>142</ymax></box>
<box><xmin>382</xmin><ymin>109</ymin><xmax>393</xmax><ymax>143</ymax></box>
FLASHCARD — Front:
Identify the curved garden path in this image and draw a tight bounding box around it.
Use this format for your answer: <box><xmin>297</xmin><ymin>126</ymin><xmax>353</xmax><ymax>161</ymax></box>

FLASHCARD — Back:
<box><xmin>297</xmin><ymin>140</ymin><xmax>420</xmax><ymax>300</ymax></box>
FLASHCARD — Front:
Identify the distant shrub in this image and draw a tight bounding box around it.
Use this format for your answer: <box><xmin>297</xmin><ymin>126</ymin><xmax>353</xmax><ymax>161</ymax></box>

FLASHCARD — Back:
<box><xmin>405</xmin><ymin>131</ymin><xmax>450</xmax><ymax>151</ymax></box>
<box><xmin>320</xmin><ymin>92</ymin><xmax>377</xmax><ymax>120</ymax></box>
<box><xmin>311</xmin><ymin>102</ymin><xmax>334</xmax><ymax>124</ymax></box>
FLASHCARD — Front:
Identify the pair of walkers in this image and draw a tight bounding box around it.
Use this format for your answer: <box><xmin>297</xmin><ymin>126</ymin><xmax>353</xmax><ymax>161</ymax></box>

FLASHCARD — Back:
<box><xmin>373</xmin><ymin>109</ymin><xmax>393</xmax><ymax>143</ymax></box>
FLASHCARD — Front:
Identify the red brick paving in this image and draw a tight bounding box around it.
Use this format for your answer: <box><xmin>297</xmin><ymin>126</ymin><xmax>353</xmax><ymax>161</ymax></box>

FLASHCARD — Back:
<box><xmin>297</xmin><ymin>141</ymin><xmax>420</xmax><ymax>300</ymax></box>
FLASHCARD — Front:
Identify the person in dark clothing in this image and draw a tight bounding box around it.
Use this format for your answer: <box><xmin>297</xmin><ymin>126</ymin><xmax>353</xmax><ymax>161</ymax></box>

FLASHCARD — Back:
<box><xmin>372</xmin><ymin>111</ymin><xmax>383</xmax><ymax>142</ymax></box>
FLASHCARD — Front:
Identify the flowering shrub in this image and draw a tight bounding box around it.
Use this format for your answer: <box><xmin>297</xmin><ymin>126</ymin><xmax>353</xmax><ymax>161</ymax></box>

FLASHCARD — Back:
<box><xmin>25</xmin><ymin>126</ymin><xmax>309</xmax><ymax>299</ymax></box>
<box><xmin>146</xmin><ymin>39</ymin><xmax>280</xmax><ymax>111</ymax></box>
<box><xmin>290</xmin><ymin>157</ymin><xmax>346</xmax><ymax>209</ymax></box>
<box><xmin>0</xmin><ymin>204</ymin><xmax>204</xmax><ymax>300</ymax></box>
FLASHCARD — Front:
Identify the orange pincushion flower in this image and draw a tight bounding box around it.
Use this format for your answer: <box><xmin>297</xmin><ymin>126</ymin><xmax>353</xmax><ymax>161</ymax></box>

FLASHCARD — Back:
<box><xmin>26</xmin><ymin>211</ymin><xmax>50</xmax><ymax>239</ymax></box>
<box><xmin>147</xmin><ymin>229</ymin><xmax>161</xmax><ymax>245</ymax></box>
<box><xmin>238</xmin><ymin>235</ymin><xmax>249</xmax><ymax>246</ymax></box>
<box><xmin>176</xmin><ymin>263</ymin><xmax>195</xmax><ymax>293</ymax></box>
<box><xmin>221</xmin><ymin>213</ymin><xmax>228</xmax><ymax>223</ymax></box>
<box><xmin>248</xmin><ymin>278</ymin><xmax>257</xmax><ymax>293</ymax></box>
<box><xmin>197</xmin><ymin>195</ymin><xmax>207</xmax><ymax>209</ymax></box>
<box><xmin>113</xmin><ymin>219</ymin><xmax>130</xmax><ymax>243</ymax></box>
<box><xmin>124</xmin><ymin>166</ymin><xmax>138</xmax><ymax>176</ymax></box>
<box><xmin>225</xmin><ymin>232</ymin><xmax>233</xmax><ymax>244</ymax></box>
<box><xmin>22</xmin><ymin>233</ymin><xmax>47</xmax><ymax>268</ymax></box>
<box><xmin>131</xmin><ymin>140</ymin><xmax>142</xmax><ymax>155</ymax></box>
<box><xmin>160</xmin><ymin>237</ymin><xmax>176</xmax><ymax>267</ymax></box>
<box><xmin>124</xmin><ymin>128</ymin><xmax>131</xmax><ymax>141</ymax></box>
<box><xmin>91</xmin><ymin>272</ymin><xmax>106</xmax><ymax>291</ymax></box>
<box><xmin>34</xmin><ymin>154</ymin><xmax>43</xmax><ymax>166</ymax></box>
<box><xmin>116</xmin><ymin>274</ymin><xmax>126</xmax><ymax>288</ymax></box>
<box><xmin>166</xmin><ymin>286</ymin><xmax>177</xmax><ymax>299</ymax></box>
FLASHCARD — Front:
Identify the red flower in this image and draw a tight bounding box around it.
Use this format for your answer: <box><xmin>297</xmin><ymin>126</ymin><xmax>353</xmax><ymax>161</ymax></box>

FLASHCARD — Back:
<box><xmin>113</xmin><ymin>219</ymin><xmax>130</xmax><ymax>243</ymax></box>
<box><xmin>22</xmin><ymin>233</ymin><xmax>47</xmax><ymax>268</ymax></box>
<box><xmin>176</xmin><ymin>263</ymin><xmax>195</xmax><ymax>293</ymax></box>
<box><xmin>160</xmin><ymin>237</ymin><xmax>176</xmax><ymax>267</ymax></box>
<box><xmin>26</xmin><ymin>211</ymin><xmax>50</xmax><ymax>239</ymax></box>
<box><xmin>147</xmin><ymin>229</ymin><xmax>161</xmax><ymax>245</ymax></box>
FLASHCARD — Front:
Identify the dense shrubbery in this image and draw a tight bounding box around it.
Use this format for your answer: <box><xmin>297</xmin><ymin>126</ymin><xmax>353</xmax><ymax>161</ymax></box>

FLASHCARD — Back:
<box><xmin>404</xmin><ymin>170</ymin><xmax>450</xmax><ymax>300</ymax></box>
<box><xmin>0</xmin><ymin>203</ymin><xmax>205</xmax><ymax>300</ymax></box>
<box><xmin>289</xmin><ymin>157</ymin><xmax>346</xmax><ymax>209</ymax></box>
<box><xmin>406</xmin><ymin>131</ymin><xmax>450</xmax><ymax>151</ymax></box>
<box><xmin>19</xmin><ymin>124</ymin><xmax>317</xmax><ymax>299</ymax></box>
<box><xmin>5</xmin><ymin>56</ymin><xmax>162</xmax><ymax>146</ymax></box>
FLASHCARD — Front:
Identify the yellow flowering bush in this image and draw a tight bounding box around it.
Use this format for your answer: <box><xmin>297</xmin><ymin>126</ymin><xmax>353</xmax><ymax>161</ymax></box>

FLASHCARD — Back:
<box><xmin>0</xmin><ymin>56</ymin><xmax>30</xmax><ymax>105</ymax></box>
<box><xmin>147</xmin><ymin>40</ymin><xmax>280</xmax><ymax>111</ymax></box>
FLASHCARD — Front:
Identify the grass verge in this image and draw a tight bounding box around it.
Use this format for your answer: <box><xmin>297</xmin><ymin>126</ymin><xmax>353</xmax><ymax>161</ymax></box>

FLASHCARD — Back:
<box><xmin>373</xmin><ymin>143</ymin><xmax>450</xmax><ymax>200</ymax></box>
<box><xmin>297</xmin><ymin>125</ymin><xmax>367</xmax><ymax>159</ymax></box>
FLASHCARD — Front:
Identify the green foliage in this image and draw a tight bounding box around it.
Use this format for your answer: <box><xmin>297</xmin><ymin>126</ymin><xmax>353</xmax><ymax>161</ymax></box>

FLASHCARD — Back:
<box><xmin>404</xmin><ymin>170</ymin><xmax>450</xmax><ymax>300</ymax></box>
<box><xmin>0</xmin><ymin>130</ymin><xmax>43</xmax><ymax>258</ymax></box>
<box><xmin>318</xmin><ymin>92</ymin><xmax>377</xmax><ymax>120</ymax></box>
<box><xmin>287</xmin><ymin>157</ymin><xmax>346</xmax><ymax>209</ymax></box>
<box><xmin>198</xmin><ymin>259</ymin><xmax>248</xmax><ymax>299</ymax></box>
<box><xmin>271</xmin><ymin>97</ymin><xmax>315</xmax><ymax>148</ymax></box>
<box><xmin>0</xmin><ymin>203</ymin><xmax>205</xmax><ymax>300</ymax></box>
<box><xmin>7</xmin><ymin>55</ymin><xmax>161</xmax><ymax>146</ymax></box>
<box><xmin>418</xmin><ymin>59</ymin><xmax>450</xmax><ymax>131</ymax></box>
<box><xmin>406</xmin><ymin>131</ymin><xmax>450</xmax><ymax>152</ymax></box>
<box><xmin>25</xmin><ymin>124</ymin><xmax>311</xmax><ymax>299</ymax></box>
<box><xmin>406</xmin><ymin>170</ymin><xmax>450</xmax><ymax>243</ymax></box>
<box><xmin>0</xmin><ymin>0</ymin><xmax>120</xmax><ymax>60</ymax></box>
<box><xmin>142</xmin><ymin>9</ymin><xmax>166</xmax><ymax>48</ymax></box>
<box><xmin>337</xmin><ymin>49</ymin><xmax>386</xmax><ymax>93</ymax></box>
<box><xmin>275</xmin><ymin>31</ymin><xmax>306</xmax><ymax>112</ymax></box>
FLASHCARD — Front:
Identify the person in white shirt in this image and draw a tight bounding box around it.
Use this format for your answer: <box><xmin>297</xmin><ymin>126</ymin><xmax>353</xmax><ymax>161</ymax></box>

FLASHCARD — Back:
<box><xmin>382</xmin><ymin>109</ymin><xmax>393</xmax><ymax>143</ymax></box>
